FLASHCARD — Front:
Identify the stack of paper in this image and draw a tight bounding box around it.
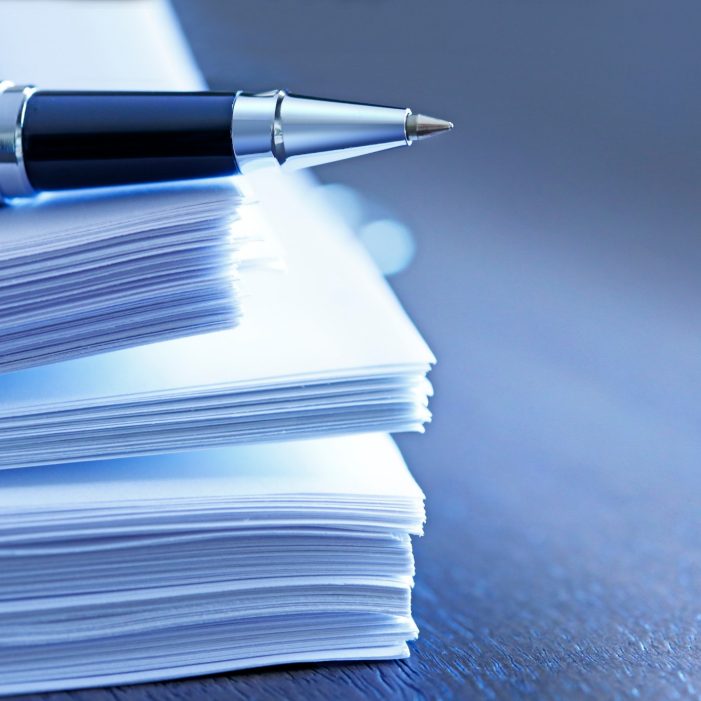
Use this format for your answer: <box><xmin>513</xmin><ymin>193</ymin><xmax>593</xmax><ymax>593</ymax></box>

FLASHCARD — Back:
<box><xmin>0</xmin><ymin>0</ymin><xmax>433</xmax><ymax>694</ymax></box>
<box><xmin>0</xmin><ymin>434</ymin><xmax>424</xmax><ymax>695</ymax></box>
<box><xmin>0</xmin><ymin>181</ymin><xmax>261</xmax><ymax>373</ymax></box>
<box><xmin>0</xmin><ymin>172</ymin><xmax>434</xmax><ymax>470</ymax></box>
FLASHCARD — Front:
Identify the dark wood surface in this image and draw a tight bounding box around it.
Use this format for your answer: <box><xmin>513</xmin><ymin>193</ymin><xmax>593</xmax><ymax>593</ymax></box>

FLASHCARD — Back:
<box><xmin>16</xmin><ymin>1</ymin><xmax>701</xmax><ymax>699</ymax></box>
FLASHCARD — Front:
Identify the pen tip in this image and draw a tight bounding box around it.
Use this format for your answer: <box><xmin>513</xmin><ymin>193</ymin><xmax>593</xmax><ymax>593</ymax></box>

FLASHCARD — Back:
<box><xmin>405</xmin><ymin>113</ymin><xmax>454</xmax><ymax>141</ymax></box>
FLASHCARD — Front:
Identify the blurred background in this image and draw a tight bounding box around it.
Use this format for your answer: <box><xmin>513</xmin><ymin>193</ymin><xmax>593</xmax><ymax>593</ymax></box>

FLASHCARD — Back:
<box><xmin>171</xmin><ymin>2</ymin><xmax>701</xmax><ymax>698</ymax></box>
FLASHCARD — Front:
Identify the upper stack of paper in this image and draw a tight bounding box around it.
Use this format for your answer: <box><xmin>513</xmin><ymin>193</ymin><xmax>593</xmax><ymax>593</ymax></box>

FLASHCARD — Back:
<box><xmin>0</xmin><ymin>433</ymin><xmax>425</xmax><ymax>695</ymax></box>
<box><xmin>0</xmin><ymin>170</ymin><xmax>434</xmax><ymax>469</ymax></box>
<box><xmin>0</xmin><ymin>181</ymin><xmax>263</xmax><ymax>373</ymax></box>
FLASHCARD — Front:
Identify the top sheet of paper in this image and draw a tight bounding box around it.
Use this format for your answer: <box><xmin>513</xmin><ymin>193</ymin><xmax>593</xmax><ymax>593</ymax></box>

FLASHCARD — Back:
<box><xmin>0</xmin><ymin>433</ymin><xmax>423</xmax><ymax>509</ymax></box>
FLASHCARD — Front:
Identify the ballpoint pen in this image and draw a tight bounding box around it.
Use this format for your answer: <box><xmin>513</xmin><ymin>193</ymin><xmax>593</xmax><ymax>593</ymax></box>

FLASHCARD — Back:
<box><xmin>0</xmin><ymin>83</ymin><xmax>453</xmax><ymax>203</ymax></box>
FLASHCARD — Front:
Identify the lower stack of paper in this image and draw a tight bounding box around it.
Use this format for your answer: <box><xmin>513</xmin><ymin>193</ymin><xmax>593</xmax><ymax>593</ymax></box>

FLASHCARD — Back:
<box><xmin>0</xmin><ymin>434</ymin><xmax>424</xmax><ymax>695</ymax></box>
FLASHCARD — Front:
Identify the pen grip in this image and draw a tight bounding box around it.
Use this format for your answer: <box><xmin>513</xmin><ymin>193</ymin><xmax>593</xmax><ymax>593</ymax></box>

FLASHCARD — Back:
<box><xmin>22</xmin><ymin>92</ymin><xmax>238</xmax><ymax>191</ymax></box>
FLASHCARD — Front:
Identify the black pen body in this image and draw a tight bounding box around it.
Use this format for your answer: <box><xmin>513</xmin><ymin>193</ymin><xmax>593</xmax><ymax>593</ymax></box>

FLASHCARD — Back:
<box><xmin>22</xmin><ymin>91</ymin><xmax>239</xmax><ymax>191</ymax></box>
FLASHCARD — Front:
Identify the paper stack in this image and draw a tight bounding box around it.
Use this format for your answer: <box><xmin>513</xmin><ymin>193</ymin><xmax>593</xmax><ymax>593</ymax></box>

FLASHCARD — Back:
<box><xmin>0</xmin><ymin>181</ymin><xmax>260</xmax><ymax>373</ymax></box>
<box><xmin>0</xmin><ymin>0</ymin><xmax>433</xmax><ymax>694</ymax></box>
<box><xmin>0</xmin><ymin>435</ymin><xmax>424</xmax><ymax>694</ymax></box>
<box><xmin>0</xmin><ymin>172</ymin><xmax>433</xmax><ymax>470</ymax></box>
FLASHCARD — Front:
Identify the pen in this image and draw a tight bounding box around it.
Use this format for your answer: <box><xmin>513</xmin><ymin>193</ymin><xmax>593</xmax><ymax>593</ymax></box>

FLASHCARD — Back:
<box><xmin>0</xmin><ymin>82</ymin><xmax>452</xmax><ymax>203</ymax></box>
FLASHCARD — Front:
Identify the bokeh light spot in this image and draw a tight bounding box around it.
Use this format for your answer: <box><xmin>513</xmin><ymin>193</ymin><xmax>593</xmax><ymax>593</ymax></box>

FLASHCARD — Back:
<box><xmin>358</xmin><ymin>219</ymin><xmax>416</xmax><ymax>276</ymax></box>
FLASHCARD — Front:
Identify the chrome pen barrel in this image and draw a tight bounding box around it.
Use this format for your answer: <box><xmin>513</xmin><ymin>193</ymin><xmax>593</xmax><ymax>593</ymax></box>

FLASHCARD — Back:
<box><xmin>232</xmin><ymin>90</ymin><xmax>411</xmax><ymax>173</ymax></box>
<box><xmin>0</xmin><ymin>82</ymin><xmax>36</xmax><ymax>203</ymax></box>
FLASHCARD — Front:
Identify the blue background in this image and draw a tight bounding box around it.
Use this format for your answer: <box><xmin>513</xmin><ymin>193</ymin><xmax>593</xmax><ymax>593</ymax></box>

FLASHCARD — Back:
<box><xmin>19</xmin><ymin>2</ymin><xmax>701</xmax><ymax>699</ymax></box>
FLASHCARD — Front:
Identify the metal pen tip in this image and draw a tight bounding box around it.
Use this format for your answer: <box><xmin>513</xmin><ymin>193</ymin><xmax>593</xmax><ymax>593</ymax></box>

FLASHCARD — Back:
<box><xmin>405</xmin><ymin>113</ymin><xmax>454</xmax><ymax>141</ymax></box>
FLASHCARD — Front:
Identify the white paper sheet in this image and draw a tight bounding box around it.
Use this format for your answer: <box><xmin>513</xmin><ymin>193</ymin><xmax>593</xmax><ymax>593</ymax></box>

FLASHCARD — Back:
<box><xmin>0</xmin><ymin>434</ymin><xmax>424</xmax><ymax>510</ymax></box>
